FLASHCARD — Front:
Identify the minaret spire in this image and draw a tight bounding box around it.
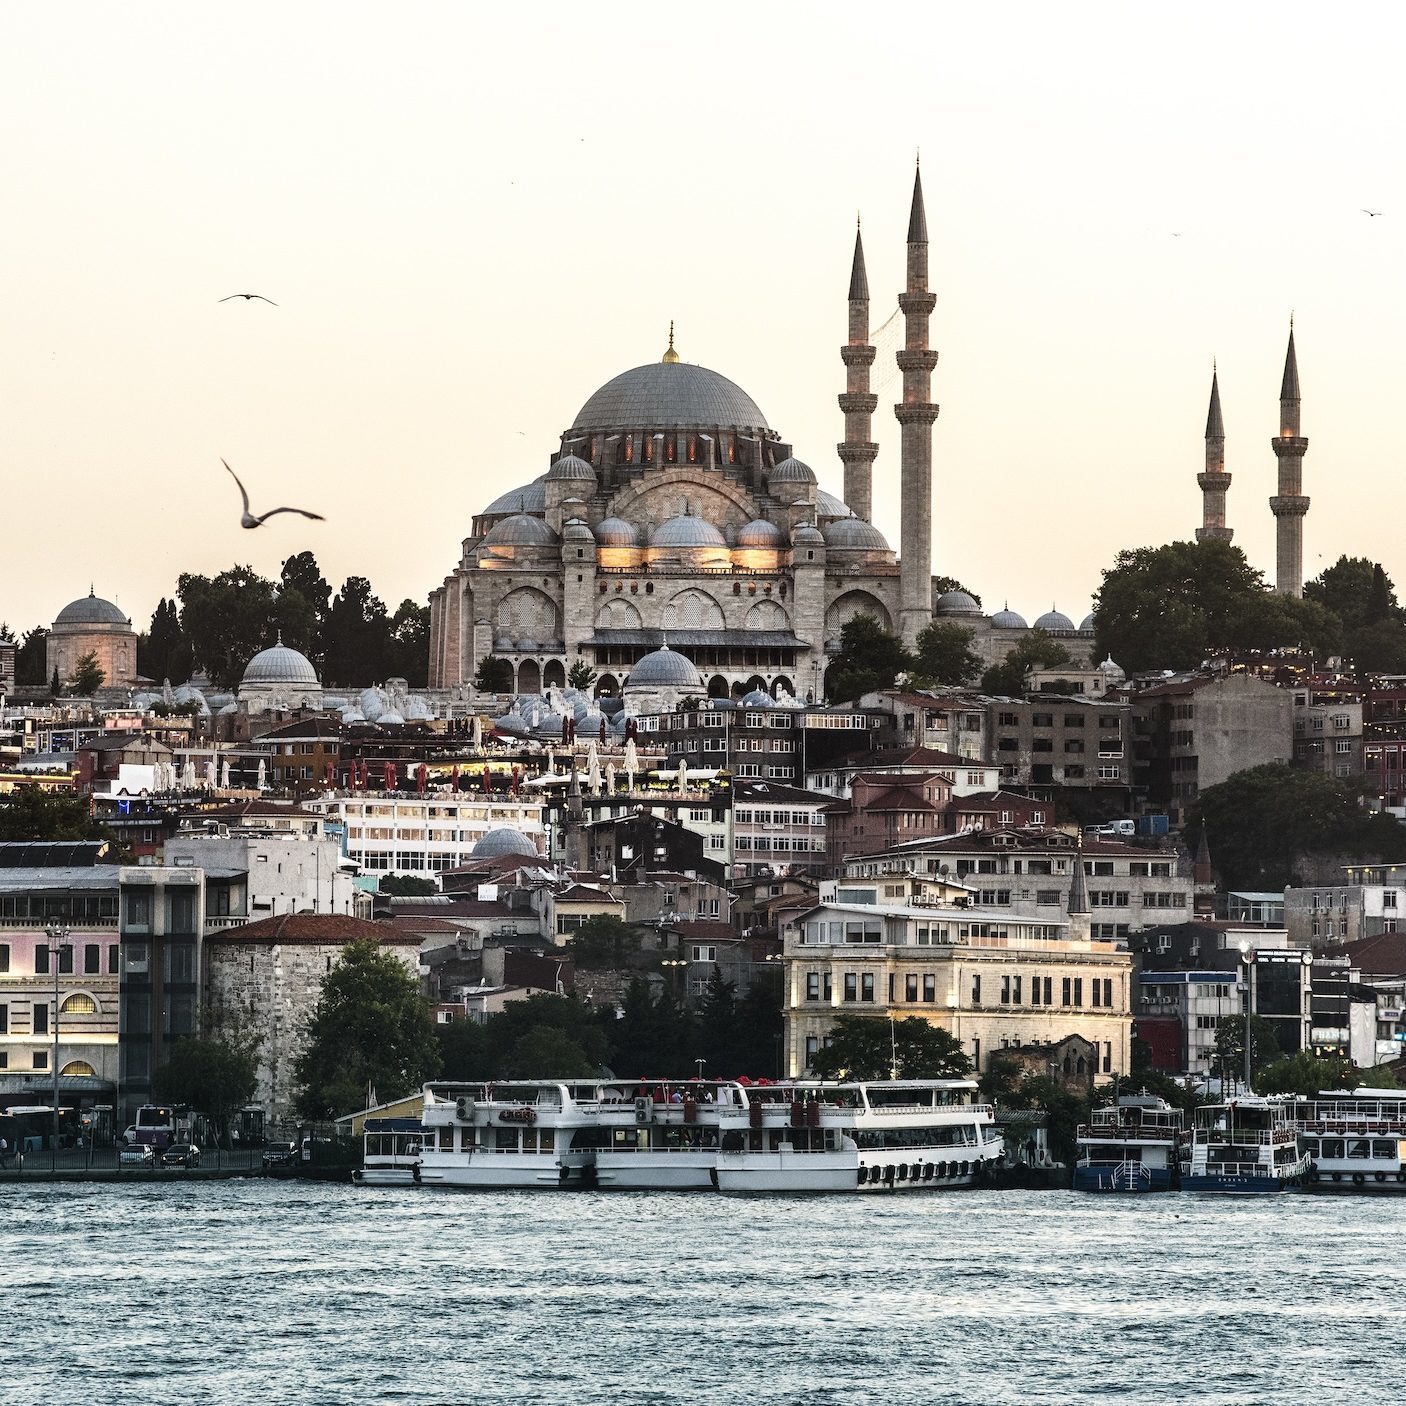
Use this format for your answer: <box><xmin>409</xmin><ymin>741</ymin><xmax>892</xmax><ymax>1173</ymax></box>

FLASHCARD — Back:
<box><xmin>1195</xmin><ymin>364</ymin><xmax>1232</xmax><ymax>543</ymax></box>
<box><xmin>896</xmin><ymin>161</ymin><xmax>939</xmax><ymax>647</ymax></box>
<box><xmin>837</xmin><ymin>221</ymin><xmax>878</xmax><ymax>523</ymax></box>
<box><xmin>1270</xmin><ymin>322</ymin><xmax>1309</xmax><ymax>595</ymax></box>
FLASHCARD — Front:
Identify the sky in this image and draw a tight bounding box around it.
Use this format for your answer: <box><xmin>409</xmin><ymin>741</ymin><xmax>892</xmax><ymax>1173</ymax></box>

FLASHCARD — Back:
<box><xmin>2</xmin><ymin>2</ymin><xmax>1403</xmax><ymax>638</ymax></box>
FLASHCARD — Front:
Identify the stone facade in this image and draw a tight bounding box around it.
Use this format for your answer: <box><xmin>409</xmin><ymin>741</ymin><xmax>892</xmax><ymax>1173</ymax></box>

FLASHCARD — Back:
<box><xmin>47</xmin><ymin>590</ymin><xmax>137</xmax><ymax>689</ymax></box>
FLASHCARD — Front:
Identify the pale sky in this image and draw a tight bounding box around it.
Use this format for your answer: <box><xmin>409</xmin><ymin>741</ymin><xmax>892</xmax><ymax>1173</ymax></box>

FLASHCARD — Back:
<box><xmin>2</xmin><ymin>3</ymin><xmax>1402</xmax><ymax>638</ymax></box>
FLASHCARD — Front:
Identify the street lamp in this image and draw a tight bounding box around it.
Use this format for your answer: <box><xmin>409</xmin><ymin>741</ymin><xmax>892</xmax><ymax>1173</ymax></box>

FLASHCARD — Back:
<box><xmin>44</xmin><ymin>924</ymin><xmax>70</xmax><ymax>1167</ymax></box>
<box><xmin>661</xmin><ymin>958</ymin><xmax>687</xmax><ymax>1003</ymax></box>
<box><xmin>1238</xmin><ymin>939</ymin><xmax>1255</xmax><ymax>1095</ymax></box>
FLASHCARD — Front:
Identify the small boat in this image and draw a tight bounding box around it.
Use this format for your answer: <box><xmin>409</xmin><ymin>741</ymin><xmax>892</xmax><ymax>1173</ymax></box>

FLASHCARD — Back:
<box><xmin>1073</xmin><ymin>1094</ymin><xmax>1184</xmax><ymax>1192</ymax></box>
<box><xmin>1182</xmin><ymin>1097</ymin><xmax>1309</xmax><ymax>1195</ymax></box>
<box><xmin>714</xmin><ymin>1079</ymin><xmax>1004</xmax><ymax>1194</ymax></box>
<box><xmin>353</xmin><ymin>1116</ymin><xmax>424</xmax><ymax>1186</ymax></box>
<box><xmin>1295</xmin><ymin>1088</ymin><xmax>1406</xmax><ymax>1193</ymax></box>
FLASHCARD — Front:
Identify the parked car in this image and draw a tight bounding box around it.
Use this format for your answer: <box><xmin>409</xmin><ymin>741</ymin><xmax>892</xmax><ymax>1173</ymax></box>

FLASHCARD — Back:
<box><xmin>262</xmin><ymin>1140</ymin><xmax>298</xmax><ymax>1172</ymax></box>
<box><xmin>162</xmin><ymin>1143</ymin><xmax>201</xmax><ymax>1168</ymax></box>
<box><xmin>118</xmin><ymin>1144</ymin><xmax>156</xmax><ymax>1168</ymax></box>
<box><xmin>120</xmin><ymin>1125</ymin><xmax>139</xmax><ymax>1146</ymax></box>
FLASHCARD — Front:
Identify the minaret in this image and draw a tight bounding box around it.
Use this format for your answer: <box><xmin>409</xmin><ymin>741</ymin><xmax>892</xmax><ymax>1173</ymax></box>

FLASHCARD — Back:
<box><xmin>896</xmin><ymin>163</ymin><xmax>939</xmax><ymax>646</ymax></box>
<box><xmin>838</xmin><ymin>221</ymin><xmax>878</xmax><ymax>523</ymax></box>
<box><xmin>1196</xmin><ymin>365</ymin><xmax>1232</xmax><ymax>543</ymax></box>
<box><xmin>1270</xmin><ymin>324</ymin><xmax>1309</xmax><ymax>596</ymax></box>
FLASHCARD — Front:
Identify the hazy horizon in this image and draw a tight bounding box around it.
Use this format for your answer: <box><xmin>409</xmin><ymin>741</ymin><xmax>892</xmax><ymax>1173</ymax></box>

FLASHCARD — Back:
<box><xmin>3</xmin><ymin>2</ymin><xmax>1402</xmax><ymax>643</ymax></box>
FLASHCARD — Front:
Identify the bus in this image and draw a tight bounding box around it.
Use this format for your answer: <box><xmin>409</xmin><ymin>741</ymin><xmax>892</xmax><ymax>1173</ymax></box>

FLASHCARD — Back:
<box><xmin>0</xmin><ymin>1105</ymin><xmax>82</xmax><ymax>1157</ymax></box>
<box><xmin>133</xmin><ymin>1104</ymin><xmax>204</xmax><ymax>1150</ymax></box>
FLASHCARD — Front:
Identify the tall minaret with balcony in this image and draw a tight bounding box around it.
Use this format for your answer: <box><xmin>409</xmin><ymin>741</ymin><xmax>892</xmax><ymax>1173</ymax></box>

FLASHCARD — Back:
<box><xmin>1196</xmin><ymin>364</ymin><xmax>1232</xmax><ymax>543</ymax></box>
<box><xmin>896</xmin><ymin>163</ymin><xmax>939</xmax><ymax>646</ymax></box>
<box><xmin>837</xmin><ymin>222</ymin><xmax>878</xmax><ymax>524</ymax></box>
<box><xmin>1270</xmin><ymin>324</ymin><xmax>1309</xmax><ymax>595</ymax></box>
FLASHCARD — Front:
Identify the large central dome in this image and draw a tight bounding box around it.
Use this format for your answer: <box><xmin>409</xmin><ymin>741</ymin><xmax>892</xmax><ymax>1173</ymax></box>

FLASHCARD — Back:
<box><xmin>569</xmin><ymin>362</ymin><xmax>770</xmax><ymax>435</ymax></box>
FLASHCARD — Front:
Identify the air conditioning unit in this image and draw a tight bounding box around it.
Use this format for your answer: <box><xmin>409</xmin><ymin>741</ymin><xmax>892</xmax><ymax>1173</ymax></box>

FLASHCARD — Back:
<box><xmin>634</xmin><ymin>1096</ymin><xmax>653</xmax><ymax>1124</ymax></box>
<box><xmin>455</xmin><ymin>1097</ymin><xmax>475</xmax><ymax>1121</ymax></box>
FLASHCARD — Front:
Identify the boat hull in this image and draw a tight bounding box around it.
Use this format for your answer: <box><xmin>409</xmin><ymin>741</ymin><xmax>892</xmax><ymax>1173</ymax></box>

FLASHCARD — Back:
<box><xmin>417</xmin><ymin>1155</ymin><xmax>560</xmax><ymax>1189</ymax></box>
<box><xmin>353</xmin><ymin>1166</ymin><xmax>417</xmax><ymax>1187</ymax></box>
<box><xmin>1072</xmin><ymin>1166</ymin><xmax>1173</xmax><ymax>1193</ymax></box>
<box><xmin>1181</xmin><ymin>1172</ymin><xmax>1299</xmax><ymax>1195</ymax></box>
<box><xmin>717</xmin><ymin>1147</ymin><xmax>998</xmax><ymax>1194</ymax></box>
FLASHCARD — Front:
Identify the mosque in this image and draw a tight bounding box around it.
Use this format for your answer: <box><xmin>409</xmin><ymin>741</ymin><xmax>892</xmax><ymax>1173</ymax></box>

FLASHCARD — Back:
<box><xmin>427</xmin><ymin>168</ymin><xmax>1094</xmax><ymax>704</ymax></box>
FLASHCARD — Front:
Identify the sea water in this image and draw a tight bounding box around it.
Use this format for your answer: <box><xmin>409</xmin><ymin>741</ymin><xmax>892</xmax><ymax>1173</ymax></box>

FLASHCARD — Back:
<box><xmin>1</xmin><ymin>1182</ymin><xmax>1394</xmax><ymax>1405</ymax></box>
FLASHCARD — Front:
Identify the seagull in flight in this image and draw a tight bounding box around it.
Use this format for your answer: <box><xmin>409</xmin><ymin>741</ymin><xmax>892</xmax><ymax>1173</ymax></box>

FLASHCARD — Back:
<box><xmin>223</xmin><ymin>459</ymin><xmax>324</xmax><ymax>529</ymax></box>
<box><xmin>219</xmin><ymin>293</ymin><xmax>278</xmax><ymax>304</ymax></box>
<box><xmin>1362</xmin><ymin>209</ymin><xmax>1384</xmax><ymax>217</ymax></box>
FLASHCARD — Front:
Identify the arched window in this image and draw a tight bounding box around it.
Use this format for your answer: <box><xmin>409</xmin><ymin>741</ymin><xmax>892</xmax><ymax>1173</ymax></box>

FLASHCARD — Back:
<box><xmin>60</xmin><ymin>1060</ymin><xmax>96</xmax><ymax>1078</ymax></box>
<box><xmin>61</xmin><ymin>993</ymin><xmax>97</xmax><ymax>1015</ymax></box>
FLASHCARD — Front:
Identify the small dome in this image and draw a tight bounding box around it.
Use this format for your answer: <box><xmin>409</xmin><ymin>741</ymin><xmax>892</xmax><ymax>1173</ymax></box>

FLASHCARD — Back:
<box><xmin>546</xmin><ymin>453</ymin><xmax>597</xmax><ymax>483</ymax></box>
<box><xmin>377</xmin><ymin>711</ymin><xmax>405</xmax><ymax>726</ymax></box>
<box><xmin>650</xmin><ymin>513</ymin><xmax>727</xmax><ymax>549</ymax></box>
<box><xmin>472</xmin><ymin>827</ymin><xmax>539</xmax><ymax>859</ymax></box>
<box><xmin>563</xmin><ymin>518</ymin><xmax>595</xmax><ymax>542</ymax></box>
<box><xmin>480</xmin><ymin>478</ymin><xmax>548</xmax><ymax>517</ymax></box>
<box><xmin>990</xmin><ymin>607</ymin><xmax>1028</xmax><ymax>630</ymax></box>
<box><xmin>769</xmin><ymin>457</ymin><xmax>817</xmax><ymax>485</ymax></box>
<box><xmin>815</xmin><ymin>490</ymin><xmax>852</xmax><ymax>520</ymax></box>
<box><xmin>740</xmin><ymin>688</ymin><xmax>774</xmax><ymax>708</ymax></box>
<box><xmin>595</xmin><ymin>517</ymin><xmax>639</xmax><ymax>547</ymax></box>
<box><xmin>241</xmin><ymin>639</ymin><xmax>319</xmax><ymax>687</ymax></box>
<box><xmin>482</xmin><ymin>514</ymin><xmax>559</xmax><ymax>548</ymax></box>
<box><xmin>792</xmin><ymin>523</ymin><xmax>825</xmax><ymax>546</ymax></box>
<box><xmin>1079</xmin><ymin>613</ymin><xmax>1096</xmax><ymax>633</ymax></box>
<box><xmin>626</xmin><ymin>644</ymin><xmax>704</xmax><ymax>689</ymax></box>
<box><xmin>737</xmin><ymin>518</ymin><xmax>785</xmax><ymax>548</ymax></box>
<box><xmin>1099</xmin><ymin>656</ymin><xmax>1126</xmax><ymax>680</ymax></box>
<box><xmin>55</xmin><ymin>589</ymin><xmax>130</xmax><ymax>628</ymax></box>
<box><xmin>1034</xmin><ymin>609</ymin><xmax>1076</xmax><ymax>632</ymax></box>
<box><xmin>935</xmin><ymin>590</ymin><xmax>981</xmax><ymax>617</ymax></box>
<box><xmin>823</xmin><ymin>517</ymin><xmax>890</xmax><ymax>551</ymax></box>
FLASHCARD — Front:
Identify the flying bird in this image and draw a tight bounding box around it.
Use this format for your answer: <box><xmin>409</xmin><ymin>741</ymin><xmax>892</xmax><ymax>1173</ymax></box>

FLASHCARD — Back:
<box><xmin>219</xmin><ymin>293</ymin><xmax>278</xmax><ymax>304</ymax></box>
<box><xmin>1362</xmin><ymin>209</ymin><xmax>1384</xmax><ymax>217</ymax></box>
<box><xmin>223</xmin><ymin>459</ymin><xmax>324</xmax><ymax>529</ymax></box>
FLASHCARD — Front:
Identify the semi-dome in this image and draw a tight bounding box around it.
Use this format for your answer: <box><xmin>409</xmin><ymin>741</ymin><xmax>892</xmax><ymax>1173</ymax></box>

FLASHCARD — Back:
<box><xmin>482</xmin><ymin>514</ymin><xmax>559</xmax><ymax>547</ymax></box>
<box><xmin>595</xmin><ymin>517</ymin><xmax>639</xmax><ymax>546</ymax></box>
<box><xmin>1079</xmin><ymin>613</ymin><xmax>1096</xmax><ymax>632</ymax></box>
<box><xmin>569</xmin><ymin>361</ymin><xmax>769</xmax><ymax>434</ymax></box>
<box><xmin>823</xmin><ymin>517</ymin><xmax>890</xmax><ymax>551</ymax></box>
<box><xmin>472</xmin><ymin>826</ymin><xmax>539</xmax><ymax>859</ymax></box>
<box><xmin>241</xmin><ymin>638</ymin><xmax>319</xmax><ymax>687</ymax></box>
<box><xmin>546</xmin><ymin>453</ymin><xmax>596</xmax><ymax>483</ymax></box>
<box><xmin>649</xmin><ymin>513</ymin><xmax>727</xmax><ymax>549</ymax></box>
<box><xmin>815</xmin><ymin>490</ymin><xmax>853</xmax><ymax>519</ymax></box>
<box><xmin>55</xmin><ymin>589</ymin><xmax>130</xmax><ymax>627</ymax></box>
<box><xmin>626</xmin><ymin>644</ymin><xmax>704</xmax><ymax>689</ymax></box>
<box><xmin>737</xmin><ymin>518</ymin><xmax>785</xmax><ymax>548</ymax></box>
<box><xmin>1034</xmin><ymin>609</ymin><xmax>1076</xmax><ymax>632</ymax></box>
<box><xmin>769</xmin><ymin>457</ymin><xmax>817</xmax><ymax>485</ymax></box>
<box><xmin>990</xmin><ymin>607</ymin><xmax>1028</xmax><ymax>630</ymax></box>
<box><xmin>935</xmin><ymin>590</ymin><xmax>982</xmax><ymax>616</ymax></box>
<box><xmin>481</xmin><ymin>478</ymin><xmax>548</xmax><ymax>516</ymax></box>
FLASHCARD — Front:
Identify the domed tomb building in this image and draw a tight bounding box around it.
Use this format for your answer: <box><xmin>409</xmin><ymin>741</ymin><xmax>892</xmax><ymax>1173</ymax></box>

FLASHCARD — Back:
<box><xmin>48</xmin><ymin>589</ymin><xmax>137</xmax><ymax>688</ymax></box>
<box><xmin>237</xmin><ymin>634</ymin><xmax>323</xmax><ymax>715</ymax></box>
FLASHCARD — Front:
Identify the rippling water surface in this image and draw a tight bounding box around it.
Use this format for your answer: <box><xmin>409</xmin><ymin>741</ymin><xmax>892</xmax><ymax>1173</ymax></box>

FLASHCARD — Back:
<box><xmin>1</xmin><ymin>1182</ymin><xmax>1396</xmax><ymax>1404</ymax></box>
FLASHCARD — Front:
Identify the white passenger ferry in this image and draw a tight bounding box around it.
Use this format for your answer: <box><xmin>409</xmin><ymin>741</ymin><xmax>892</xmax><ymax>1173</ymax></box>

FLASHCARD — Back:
<box><xmin>1295</xmin><ymin>1089</ymin><xmax>1406</xmax><ymax>1193</ymax></box>
<box><xmin>1182</xmin><ymin>1097</ymin><xmax>1309</xmax><ymax>1195</ymax></box>
<box><xmin>1073</xmin><ymin>1095</ymin><xmax>1185</xmax><ymax>1193</ymax></box>
<box><xmin>416</xmin><ymin>1079</ymin><xmax>750</xmax><ymax>1190</ymax></box>
<box><xmin>353</xmin><ymin>1116</ymin><xmax>423</xmax><ymax>1187</ymax></box>
<box><xmin>713</xmin><ymin>1079</ymin><xmax>1004</xmax><ymax>1194</ymax></box>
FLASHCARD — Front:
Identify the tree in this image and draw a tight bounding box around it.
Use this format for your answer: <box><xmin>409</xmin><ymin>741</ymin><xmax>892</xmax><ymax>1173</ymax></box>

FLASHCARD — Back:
<box><xmin>0</xmin><ymin>788</ymin><xmax>120</xmax><ymax>845</ymax></box>
<box><xmin>378</xmin><ymin>874</ymin><xmax>437</xmax><ymax>896</ymax></box>
<box><xmin>275</xmin><ymin>587</ymin><xmax>319</xmax><ymax>659</ymax></box>
<box><xmin>294</xmin><ymin>939</ymin><xmax>440</xmax><ymax>1118</ymax></box>
<box><xmin>909</xmin><ymin>620</ymin><xmax>982</xmax><ymax>688</ymax></box>
<box><xmin>139</xmin><ymin>598</ymin><xmax>184</xmax><ymax>681</ymax></box>
<box><xmin>1188</xmin><ymin>763</ymin><xmax>1406</xmax><ymax>889</ymax></box>
<box><xmin>931</xmin><ymin>577</ymin><xmax>982</xmax><ymax>608</ymax></box>
<box><xmin>479</xmin><ymin>994</ymin><xmax>609</xmax><ymax>1075</ymax></box>
<box><xmin>1094</xmin><ymin>538</ymin><xmax>1343</xmax><ymax>674</ymax></box>
<box><xmin>1305</xmin><ymin>555</ymin><xmax>1399</xmax><ymax>631</ymax></box>
<box><xmin>1257</xmin><ymin>1051</ymin><xmax>1397</xmax><ymax>1095</ymax></box>
<box><xmin>151</xmin><ymin>1032</ymin><xmax>258</xmax><ymax>1147</ymax></box>
<box><xmin>826</xmin><ymin>614</ymin><xmax>911</xmax><ymax>703</ymax></box>
<box><xmin>15</xmin><ymin>628</ymin><xmax>48</xmax><ymax>685</ymax></box>
<box><xmin>437</xmin><ymin>1017</ymin><xmax>490</xmax><ymax>1081</ymax></box>
<box><xmin>69</xmin><ymin>652</ymin><xmax>105</xmax><ymax>695</ymax></box>
<box><xmin>387</xmin><ymin>600</ymin><xmax>430</xmax><ymax>686</ymax></box>
<box><xmin>1212</xmin><ymin>1014</ymin><xmax>1281</xmax><ymax>1085</ymax></box>
<box><xmin>607</xmin><ymin>979</ymin><xmax>696</xmax><ymax>1077</ymax></box>
<box><xmin>280</xmin><ymin>551</ymin><xmax>332</xmax><ymax>625</ymax></box>
<box><xmin>567</xmin><ymin>659</ymin><xmax>598</xmax><ymax>691</ymax></box>
<box><xmin>499</xmin><ymin>1025</ymin><xmax>597</xmax><ymax>1078</ymax></box>
<box><xmin>979</xmin><ymin>628</ymin><xmax>1072</xmax><ymax>696</ymax></box>
<box><xmin>474</xmin><ymin>655</ymin><xmax>514</xmax><ymax>693</ymax></box>
<box><xmin>323</xmin><ymin>576</ymin><xmax>392</xmax><ymax>685</ymax></box>
<box><xmin>810</xmin><ymin>1016</ymin><xmax>972</xmax><ymax>1080</ymax></box>
<box><xmin>178</xmin><ymin>566</ymin><xmax>279</xmax><ymax>689</ymax></box>
<box><xmin>566</xmin><ymin>915</ymin><xmax>641</xmax><ymax>970</ymax></box>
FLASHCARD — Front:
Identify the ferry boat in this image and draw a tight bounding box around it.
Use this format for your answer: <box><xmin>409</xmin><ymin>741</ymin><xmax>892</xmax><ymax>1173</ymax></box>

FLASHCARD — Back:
<box><xmin>1181</xmin><ymin>1097</ymin><xmax>1309</xmax><ymax>1195</ymax></box>
<box><xmin>416</xmin><ymin>1079</ymin><xmax>750</xmax><ymax>1190</ymax></box>
<box><xmin>1073</xmin><ymin>1094</ymin><xmax>1184</xmax><ymax>1192</ymax></box>
<box><xmin>1295</xmin><ymin>1088</ymin><xmax>1406</xmax><ymax>1193</ymax></box>
<box><xmin>713</xmin><ymin>1079</ymin><xmax>1004</xmax><ymax>1194</ymax></box>
<box><xmin>353</xmin><ymin>1116</ymin><xmax>424</xmax><ymax>1187</ymax></box>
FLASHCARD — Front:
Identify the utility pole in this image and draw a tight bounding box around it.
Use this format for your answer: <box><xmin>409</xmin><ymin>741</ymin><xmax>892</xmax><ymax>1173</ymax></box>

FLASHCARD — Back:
<box><xmin>45</xmin><ymin>925</ymin><xmax>70</xmax><ymax>1170</ymax></box>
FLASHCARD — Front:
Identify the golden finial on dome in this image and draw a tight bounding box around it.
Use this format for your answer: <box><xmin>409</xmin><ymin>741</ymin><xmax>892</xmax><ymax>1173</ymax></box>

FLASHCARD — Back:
<box><xmin>662</xmin><ymin>320</ymin><xmax>680</xmax><ymax>364</ymax></box>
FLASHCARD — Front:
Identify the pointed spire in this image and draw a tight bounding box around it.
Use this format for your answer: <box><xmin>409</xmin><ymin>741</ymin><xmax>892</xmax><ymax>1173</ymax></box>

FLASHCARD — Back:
<box><xmin>1205</xmin><ymin>367</ymin><xmax>1224</xmax><ymax>439</ymax></box>
<box><xmin>1068</xmin><ymin>844</ymin><xmax>1090</xmax><ymax>917</ymax></box>
<box><xmin>662</xmin><ymin>320</ymin><xmax>680</xmax><ymax>364</ymax></box>
<box><xmin>1196</xmin><ymin>824</ymin><xmax>1212</xmax><ymax>869</ymax></box>
<box><xmin>1280</xmin><ymin>324</ymin><xmax>1299</xmax><ymax>400</ymax></box>
<box><xmin>848</xmin><ymin>224</ymin><xmax>869</xmax><ymax>301</ymax></box>
<box><xmin>906</xmin><ymin>162</ymin><xmax>928</xmax><ymax>244</ymax></box>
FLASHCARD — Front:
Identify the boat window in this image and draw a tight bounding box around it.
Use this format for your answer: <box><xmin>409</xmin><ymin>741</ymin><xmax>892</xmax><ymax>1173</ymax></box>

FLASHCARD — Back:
<box><xmin>495</xmin><ymin>1129</ymin><xmax>518</xmax><ymax>1151</ymax></box>
<box><xmin>1347</xmin><ymin>1138</ymin><xmax>1371</xmax><ymax>1160</ymax></box>
<box><xmin>439</xmin><ymin>1127</ymin><xmax>454</xmax><ymax>1151</ymax></box>
<box><xmin>1300</xmin><ymin>1139</ymin><xmax>1318</xmax><ymax>1156</ymax></box>
<box><xmin>1320</xmin><ymin>1138</ymin><xmax>1344</xmax><ymax>1158</ymax></box>
<box><xmin>1373</xmin><ymin>1140</ymin><xmax>1397</xmax><ymax>1158</ymax></box>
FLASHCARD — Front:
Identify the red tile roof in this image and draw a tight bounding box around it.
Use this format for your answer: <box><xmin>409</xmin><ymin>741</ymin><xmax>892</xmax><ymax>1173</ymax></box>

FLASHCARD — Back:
<box><xmin>208</xmin><ymin>914</ymin><xmax>419</xmax><ymax>945</ymax></box>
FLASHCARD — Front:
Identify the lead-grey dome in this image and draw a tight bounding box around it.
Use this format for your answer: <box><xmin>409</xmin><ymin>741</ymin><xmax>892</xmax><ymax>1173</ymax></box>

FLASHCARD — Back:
<box><xmin>823</xmin><ymin>517</ymin><xmax>890</xmax><ymax>551</ymax></box>
<box><xmin>626</xmin><ymin>644</ymin><xmax>704</xmax><ymax>689</ymax></box>
<box><xmin>569</xmin><ymin>362</ymin><xmax>769</xmax><ymax>434</ymax></box>
<box><xmin>481</xmin><ymin>478</ymin><xmax>548</xmax><ymax>516</ymax></box>
<box><xmin>546</xmin><ymin>454</ymin><xmax>596</xmax><ymax>483</ymax></box>
<box><xmin>472</xmin><ymin>826</ymin><xmax>539</xmax><ymax>859</ymax></box>
<box><xmin>792</xmin><ymin>523</ymin><xmax>825</xmax><ymax>546</ymax></box>
<box><xmin>935</xmin><ymin>589</ymin><xmax>982</xmax><ymax>616</ymax></box>
<box><xmin>649</xmin><ymin>513</ymin><xmax>727</xmax><ymax>549</ymax></box>
<box><xmin>815</xmin><ymin>490</ymin><xmax>853</xmax><ymax>519</ymax></box>
<box><xmin>769</xmin><ymin>457</ymin><xmax>817</xmax><ymax>485</ymax></box>
<box><xmin>990</xmin><ymin>607</ymin><xmax>1028</xmax><ymax>629</ymax></box>
<box><xmin>595</xmin><ymin>517</ymin><xmax>639</xmax><ymax>546</ymax></box>
<box><xmin>1034</xmin><ymin>609</ymin><xmax>1076</xmax><ymax>632</ymax></box>
<box><xmin>482</xmin><ymin>513</ymin><xmax>559</xmax><ymax>547</ymax></box>
<box><xmin>1079</xmin><ymin>613</ymin><xmax>1096</xmax><ymax>632</ymax></box>
<box><xmin>241</xmin><ymin>640</ymin><xmax>319</xmax><ymax>686</ymax></box>
<box><xmin>737</xmin><ymin>518</ymin><xmax>785</xmax><ymax>547</ymax></box>
<box><xmin>55</xmin><ymin>590</ymin><xmax>130</xmax><ymax>627</ymax></box>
